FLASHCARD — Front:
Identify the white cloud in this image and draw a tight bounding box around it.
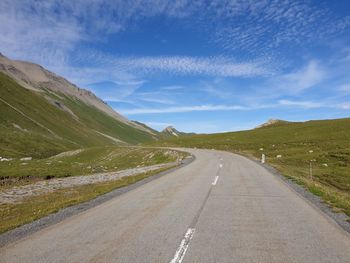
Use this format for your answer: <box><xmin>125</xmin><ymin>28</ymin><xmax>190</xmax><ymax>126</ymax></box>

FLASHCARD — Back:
<box><xmin>86</xmin><ymin>79</ymin><xmax>146</xmax><ymax>103</ymax></box>
<box><xmin>257</xmin><ymin>61</ymin><xmax>327</xmax><ymax>96</ymax></box>
<box><xmin>0</xmin><ymin>1</ymin><xmax>89</xmax><ymax>67</ymax></box>
<box><xmin>0</xmin><ymin>0</ymin><xmax>195</xmax><ymax>68</ymax></box>
<box><xmin>137</xmin><ymin>97</ymin><xmax>176</xmax><ymax>105</ymax></box>
<box><xmin>205</xmin><ymin>0</ymin><xmax>350</xmax><ymax>53</ymax></box>
<box><xmin>1</xmin><ymin>0</ymin><xmax>348</xmax><ymax>69</ymax></box>
<box><xmin>336</xmin><ymin>102</ymin><xmax>350</xmax><ymax>110</ymax></box>
<box><xmin>281</xmin><ymin>61</ymin><xmax>325</xmax><ymax>93</ymax></box>
<box><xmin>118</xmin><ymin>104</ymin><xmax>251</xmax><ymax>115</ymax></box>
<box><xmin>69</xmin><ymin>50</ymin><xmax>271</xmax><ymax>78</ymax></box>
<box><xmin>339</xmin><ymin>84</ymin><xmax>350</xmax><ymax>94</ymax></box>
<box><xmin>199</xmin><ymin>78</ymin><xmax>234</xmax><ymax>99</ymax></box>
<box><xmin>113</xmin><ymin>56</ymin><xmax>270</xmax><ymax>77</ymax></box>
<box><xmin>143</xmin><ymin>121</ymin><xmax>173</xmax><ymax>131</ymax></box>
<box><xmin>278</xmin><ymin>99</ymin><xmax>350</xmax><ymax>110</ymax></box>
<box><xmin>118</xmin><ymin>98</ymin><xmax>350</xmax><ymax>115</ymax></box>
<box><xmin>160</xmin><ymin>85</ymin><xmax>185</xmax><ymax>91</ymax></box>
<box><xmin>278</xmin><ymin>100</ymin><xmax>322</xmax><ymax>109</ymax></box>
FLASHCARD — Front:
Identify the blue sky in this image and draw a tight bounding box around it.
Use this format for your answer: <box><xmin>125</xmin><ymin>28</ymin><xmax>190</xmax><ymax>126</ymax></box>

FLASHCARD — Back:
<box><xmin>1</xmin><ymin>1</ymin><xmax>350</xmax><ymax>133</ymax></box>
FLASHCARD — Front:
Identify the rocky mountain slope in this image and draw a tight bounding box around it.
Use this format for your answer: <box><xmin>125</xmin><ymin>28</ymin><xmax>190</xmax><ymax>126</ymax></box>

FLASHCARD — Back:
<box><xmin>0</xmin><ymin>53</ymin><xmax>152</xmax><ymax>133</ymax></box>
<box><xmin>256</xmin><ymin>119</ymin><xmax>291</xmax><ymax>128</ymax></box>
<box><xmin>161</xmin><ymin>126</ymin><xmax>194</xmax><ymax>138</ymax></box>
<box><xmin>0</xmin><ymin>54</ymin><xmax>159</xmax><ymax>158</ymax></box>
<box><xmin>162</xmin><ymin>126</ymin><xmax>181</xmax><ymax>137</ymax></box>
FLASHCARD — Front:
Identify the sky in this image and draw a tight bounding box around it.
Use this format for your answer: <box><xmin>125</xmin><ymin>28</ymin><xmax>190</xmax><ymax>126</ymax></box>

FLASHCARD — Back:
<box><xmin>1</xmin><ymin>0</ymin><xmax>350</xmax><ymax>133</ymax></box>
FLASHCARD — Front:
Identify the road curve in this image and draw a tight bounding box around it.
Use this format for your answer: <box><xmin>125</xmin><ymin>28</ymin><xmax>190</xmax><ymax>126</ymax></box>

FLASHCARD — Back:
<box><xmin>1</xmin><ymin>149</ymin><xmax>349</xmax><ymax>262</ymax></box>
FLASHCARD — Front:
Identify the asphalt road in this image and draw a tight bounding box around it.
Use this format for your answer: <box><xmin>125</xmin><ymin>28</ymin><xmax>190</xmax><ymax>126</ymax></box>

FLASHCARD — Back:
<box><xmin>1</xmin><ymin>149</ymin><xmax>349</xmax><ymax>262</ymax></box>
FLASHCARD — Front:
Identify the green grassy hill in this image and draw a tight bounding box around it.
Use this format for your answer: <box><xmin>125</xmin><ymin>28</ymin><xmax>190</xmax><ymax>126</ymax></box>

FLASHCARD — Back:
<box><xmin>0</xmin><ymin>72</ymin><xmax>156</xmax><ymax>158</ymax></box>
<box><xmin>151</xmin><ymin>118</ymin><xmax>350</xmax><ymax>216</ymax></box>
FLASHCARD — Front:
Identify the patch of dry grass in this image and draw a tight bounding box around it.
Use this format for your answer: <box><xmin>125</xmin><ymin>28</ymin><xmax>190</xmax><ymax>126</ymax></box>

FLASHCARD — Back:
<box><xmin>0</xmin><ymin>166</ymin><xmax>174</xmax><ymax>234</ymax></box>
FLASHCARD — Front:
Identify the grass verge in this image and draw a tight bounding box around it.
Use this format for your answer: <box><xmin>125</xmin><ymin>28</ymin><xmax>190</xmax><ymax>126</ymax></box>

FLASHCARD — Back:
<box><xmin>0</xmin><ymin>146</ymin><xmax>185</xmax><ymax>189</ymax></box>
<box><xmin>0</xmin><ymin>166</ymin><xmax>174</xmax><ymax>234</ymax></box>
<box><xmin>148</xmin><ymin>118</ymin><xmax>350</xmax><ymax>217</ymax></box>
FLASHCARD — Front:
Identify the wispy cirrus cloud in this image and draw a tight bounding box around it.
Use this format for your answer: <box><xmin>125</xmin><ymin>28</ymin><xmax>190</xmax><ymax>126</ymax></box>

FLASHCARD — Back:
<box><xmin>69</xmin><ymin>50</ymin><xmax>272</xmax><ymax>79</ymax></box>
<box><xmin>118</xmin><ymin>98</ymin><xmax>350</xmax><ymax>115</ymax></box>
<box><xmin>160</xmin><ymin>85</ymin><xmax>185</xmax><ymax>91</ymax></box>
<box><xmin>278</xmin><ymin>100</ymin><xmax>323</xmax><ymax>109</ymax></box>
<box><xmin>2</xmin><ymin>0</ymin><xmax>348</xmax><ymax>80</ymax></box>
<box><xmin>204</xmin><ymin>0</ymin><xmax>350</xmax><ymax>53</ymax></box>
<box><xmin>339</xmin><ymin>84</ymin><xmax>350</xmax><ymax>94</ymax></box>
<box><xmin>137</xmin><ymin>97</ymin><xmax>176</xmax><ymax>105</ymax></box>
<box><xmin>118</xmin><ymin>104</ymin><xmax>250</xmax><ymax>115</ymax></box>
<box><xmin>0</xmin><ymin>1</ymin><xmax>81</xmax><ymax>67</ymax></box>
<box><xmin>143</xmin><ymin>121</ymin><xmax>174</xmax><ymax>128</ymax></box>
<box><xmin>278</xmin><ymin>99</ymin><xmax>350</xmax><ymax>110</ymax></box>
<box><xmin>114</xmin><ymin>56</ymin><xmax>269</xmax><ymax>77</ymax></box>
<box><xmin>1</xmin><ymin>0</ymin><xmax>349</xmax><ymax>68</ymax></box>
<box><xmin>278</xmin><ymin>61</ymin><xmax>326</xmax><ymax>94</ymax></box>
<box><xmin>338</xmin><ymin>103</ymin><xmax>350</xmax><ymax>109</ymax></box>
<box><xmin>0</xmin><ymin>0</ymin><xmax>195</xmax><ymax>67</ymax></box>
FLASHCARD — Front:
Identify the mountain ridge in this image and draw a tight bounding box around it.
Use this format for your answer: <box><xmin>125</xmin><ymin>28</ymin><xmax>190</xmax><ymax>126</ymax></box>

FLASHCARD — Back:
<box><xmin>0</xmin><ymin>54</ymin><xmax>153</xmax><ymax>135</ymax></box>
<box><xmin>256</xmin><ymin>119</ymin><xmax>291</xmax><ymax>129</ymax></box>
<box><xmin>161</xmin><ymin>126</ymin><xmax>195</xmax><ymax>137</ymax></box>
<box><xmin>0</xmin><ymin>54</ymin><xmax>159</xmax><ymax>158</ymax></box>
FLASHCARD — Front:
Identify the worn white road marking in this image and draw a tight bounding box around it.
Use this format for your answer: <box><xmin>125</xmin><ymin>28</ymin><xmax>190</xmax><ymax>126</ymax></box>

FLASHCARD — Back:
<box><xmin>212</xmin><ymin>176</ymin><xmax>219</xmax><ymax>186</ymax></box>
<box><xmin>219</xmin><ymin>164</ymin><xmax>223</xmax><ymax>168</ymax></box>
<box><xmin>170</xmin><ymin>228</ymin><xmax>195</xmax><ymax>263</ymax></box>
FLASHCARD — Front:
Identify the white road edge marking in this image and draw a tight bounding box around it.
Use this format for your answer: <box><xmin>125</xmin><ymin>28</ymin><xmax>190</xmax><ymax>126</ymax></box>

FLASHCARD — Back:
<box><xmin>212</xmin><ymin>175</ymin><xmax>219</xmax><ymax>186</ymax></box>
<box><xmin>170</xmin><ymin>228</ymin><xmax>195</xmax><ymax>263</ymax></box>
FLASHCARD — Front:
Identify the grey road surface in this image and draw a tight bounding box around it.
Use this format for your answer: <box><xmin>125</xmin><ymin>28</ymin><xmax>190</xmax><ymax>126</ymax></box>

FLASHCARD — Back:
<box><xmin>1</xmin><ymin>149</ymin><xmax>349</xmax><ymax>263</ymax></box>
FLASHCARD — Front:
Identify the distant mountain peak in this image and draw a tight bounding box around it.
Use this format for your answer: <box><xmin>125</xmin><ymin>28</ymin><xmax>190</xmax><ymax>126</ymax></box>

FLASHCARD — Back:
<box><xmin>162</xmin><ymin>126</ymin><xmax>180</xmax><ymax>137</ymax></box>
<box><xmin>161</xmin><ymin>126</ymin><xmax>195</xmax><ymax>138</ymax></box>
<box><xmin>256</xmin><ymin>119</ymin><xmax>290</xmax><ymax>128</ymax></box>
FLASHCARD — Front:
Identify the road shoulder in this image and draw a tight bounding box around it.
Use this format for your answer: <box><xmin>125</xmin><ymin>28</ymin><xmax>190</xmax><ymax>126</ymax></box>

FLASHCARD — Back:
<box><xmin>250</xmin><ymin>156</ymin><xmax>350</xmax><ymax>235</ymax></box>
<box><xmin>0</xmin><ymin>155</ymin><xmax>195</xmax><ymax>247</ymax></box>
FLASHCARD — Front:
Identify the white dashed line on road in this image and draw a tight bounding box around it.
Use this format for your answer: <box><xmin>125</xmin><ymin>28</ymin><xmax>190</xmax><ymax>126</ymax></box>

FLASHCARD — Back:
<box><xmin>212</xmin><ymin>175</ymin><xmax>219</xmax><ymax>186</ymax></box>
<box><xmin>170</xmin><ymin>228</ymin><xmax>195</xmax><ymax>263</ymax></box>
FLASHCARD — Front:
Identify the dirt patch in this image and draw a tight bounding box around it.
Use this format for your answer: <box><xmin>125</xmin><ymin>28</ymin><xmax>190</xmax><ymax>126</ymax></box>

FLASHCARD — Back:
<box><xmin>0</xmin><ymin>162</ymin><xmax>178</xmax><ymax>204</ymax></box>
<box><xmin>49</xmin><ymin>149</ymin><xmax>84</xmax><ymax>159</ymax></box>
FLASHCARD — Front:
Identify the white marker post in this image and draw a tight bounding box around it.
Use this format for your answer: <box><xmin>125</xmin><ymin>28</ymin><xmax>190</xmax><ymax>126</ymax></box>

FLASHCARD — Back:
<box><xmin>309</xmin><ymin>161</ymin><xmax>313</xmax><ymax>180</ymax></box>
<box><xmin>261</xmin><ymin>154</ymin><xmax>265</xmax><ymax>164</ymax></box>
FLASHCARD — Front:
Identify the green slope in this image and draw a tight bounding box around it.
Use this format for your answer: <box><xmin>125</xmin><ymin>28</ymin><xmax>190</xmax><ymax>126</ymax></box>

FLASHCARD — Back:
<box><xmin>132</xmin><ymin>120</ymin><xmax>160</xmax><ymax>136</ymax></box>
<box><xmin>151</xmin><ymin>118</ymin><xmax>350</xmax><ymax>216</ymax></box>
<box><xmin>0</xmin><ymin>72</ymin><xmax>156</xmax><ymax>158</ymax></box>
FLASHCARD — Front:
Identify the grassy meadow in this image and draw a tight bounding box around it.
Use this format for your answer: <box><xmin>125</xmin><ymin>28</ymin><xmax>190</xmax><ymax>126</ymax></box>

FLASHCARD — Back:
<box><xmin>0</xmin><ymin>146</ymin><xmax>187</xmax><ymax>233</ymax></box>
<box><xmin>0</xmin><ymin>146</ymin><xmax>185</xmax><ymax>188</ymax></box>
<box><xmin>0</xmin><ymin>166</ymin><xmax>175</xmax><ymax>233</ymax></box>
<box><xmin>0</xmin><ymin>72</ymin><xmax>157</xmax><ymax>159</ymax></box>
<box><xmin>149</xmin><ymin>118</ymin><xmax>350</xmax><ymax>216</ymax></box>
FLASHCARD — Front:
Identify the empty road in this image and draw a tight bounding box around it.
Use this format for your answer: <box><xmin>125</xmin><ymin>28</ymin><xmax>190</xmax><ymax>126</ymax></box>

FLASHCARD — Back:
<box><xmin>1</xmin><ymin>149</ymin><xmax>350</xmax><ymax>262</ymax></box>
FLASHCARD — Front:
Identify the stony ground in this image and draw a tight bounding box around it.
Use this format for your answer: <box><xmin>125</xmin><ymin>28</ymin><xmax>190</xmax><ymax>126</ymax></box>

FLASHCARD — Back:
<box><xmin>0</xmin><ymin>162</ymin><xmax>178</xmax><ymax>204</ymax></box>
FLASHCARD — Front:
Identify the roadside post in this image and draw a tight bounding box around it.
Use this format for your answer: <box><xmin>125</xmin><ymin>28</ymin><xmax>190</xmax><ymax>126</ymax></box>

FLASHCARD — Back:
<box><xmin>261</xmin><ymin>153</ymin><xmax>265</xmax><ymax>164</ymax></box>
<box><xmin>308</xmin><ymin>150</ymin><xmax>315</xmax><ymax>181</ymax></box>
<box><xmin>309</xmin><ymin>161</ymin><xmax>313</xmax><ymax>180</ymax></box>
<box><xmin>309</xmin><ymin>159</ymin><xmax>316</xmax><ymax>181</ymax></box>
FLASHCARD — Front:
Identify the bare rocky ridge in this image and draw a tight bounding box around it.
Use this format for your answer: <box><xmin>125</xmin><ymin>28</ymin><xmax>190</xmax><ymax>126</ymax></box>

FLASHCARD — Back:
<box><xmin>162</xmin><ymin>126</ymin><xmax>181</xmax><ymax>137</ymax></box>
<box><xmin>161</xmin><ymin>126</ymin><xmax>195</xmax><ymax>137</ymax></box>
<box><xmin>256</xmin><ymin>118</ymin><xmax>290</xmax><ymax>128</ymax></box>
<box><xmin>0</xmin><ymin>53</ymin><xmax>154</xmax><ymax>135</ymax></box>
